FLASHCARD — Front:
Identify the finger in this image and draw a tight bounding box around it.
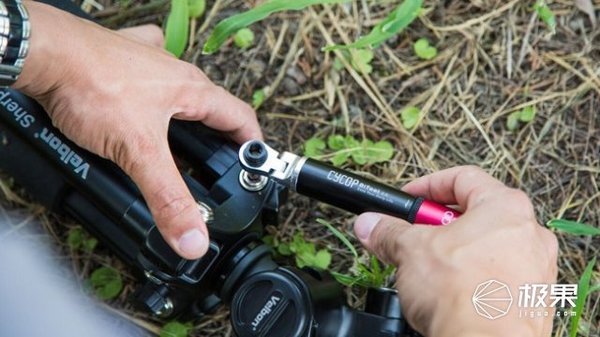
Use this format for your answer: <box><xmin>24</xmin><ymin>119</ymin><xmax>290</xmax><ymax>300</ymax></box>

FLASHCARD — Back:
<box><xmin>402</xmin><ymin>166</ymin><xmax>505</xmax><ymax>209</ymax></box>
<box><xmin>117</xmin><ymin>24</ymin><xmax>164</xmax><ymax>48</ymax></box>
<box><xmin>173</xmin><ymin>83</ymin><xmax>263</xmax><ymax>143</ymax></box>
<box><xmin>126</xmin><ymin>139</ymin><xmax>209</xmax><ymax>259</ymax></box>
<box><xmin>354</xmin><ymin>212</ymin><xmax>417</xmax><ymax>266</ymax></box>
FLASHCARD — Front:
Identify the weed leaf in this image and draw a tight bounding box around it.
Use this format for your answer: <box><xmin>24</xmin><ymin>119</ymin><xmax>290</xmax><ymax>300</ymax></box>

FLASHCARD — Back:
<box><xmin>570</xmin><ymin>257</ymin><xmax>596</xmax><ymax>337</ymax></box>
<box><xmin>547</xmin><ymin>219</ymin><xmax>600</xmax><ymax>236</ymax></box>
<box><xmin>318</xmin><ymin>218</ymin><xmax>358</xmax><ymax>258</ymax></box>
<box><xmin>304</xmin><ymin>137</ymin><xmax>326</xmax><ymax>158</ymax></box>
<box><xmin>67</xmin><ymin>228</ymin><xmax>84</xmax><ymax>250</ymax></box>
<box><xmin>414</xmin><ymin>38</ymin><xmax>437</xmax><ymax>60</ymax></box>
<box><xmin>252</xmin><ymin>88</ymin><xmax>267</xmax><ymax>109</ymax></box>
<box><xmin>314</xmin><ymin>249</ymin><xmax>333</xmax><ymax>269</ymax></box>
<box><xmin>204</xmin><ymin>0</ymin><xmax>347</xmax><ymax>54</ymax></box>
<box><xmin>326</xmin><ymin>0</ymin><xmax>422</xmax><ymax>50</ymax></box>
<box><xmin>277</xmin><ymin>243</ymin><xmax>292</xmax><ymax>256</ymax></box>
<box><xmin>160</xmin><ymin>321</ymin><xmax>192</xmax><ymax>337</ymax></box>
<box><xmin>534</xmin><ymin>0</ymin><xmax>556</xmax><ymax>34</ymax></box>
<box><xmin>90</xmin><ymin>267</ymin><xmax>123</xmax><ymax>300</ymax></box>
<box><xmin>327</xmin><ymin>135</ymin><xmax>346</xmax><ymax>150</ymax></box>
<box><xmin>519</xmin><ymin>106</ymin><xmax>536</xmax><ymax>122</ymax></box>
<box><xmin>506</xmin><ymin>111</ymin><xmax>520</xmax><ymax>131</ymax></box>
<box><xmin>165</xmin><ymin>0</ymin><xmax>190</xmax><ymax>57</ymax></box>
<box><xmin>401</xmin><ymin>106</ymin><xmax>421</xmax><ymax>129</ymax></box>
<box><xmin>83</xmin><ymin>238</ymin><xmax>98</xmax><ymax>253</ymax></box>
<box><xmin>188</xmin><ymin>0</ymin><xmax>206</xmax><ymax>18</ymax></box>
<box><xmin>350</xmin><ymin>49</ymin><xmax>374</xmax><ymax>74</ymax></box>
<box><xmin>234</xmin><ymin>28</ymin><xmax>255</xmax><ymax>49</ymax></box>
<box><xmin>331</xmin><ymin>151</ymin><xmax>350</xmax><ymax>167</ymax></box>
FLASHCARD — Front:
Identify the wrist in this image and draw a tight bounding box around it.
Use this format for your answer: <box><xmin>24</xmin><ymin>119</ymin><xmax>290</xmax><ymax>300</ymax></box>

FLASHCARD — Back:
<box><xmin>12</xmin><ymin>1</ymin><xmax>72</xmax><ymax>96</ymax></box>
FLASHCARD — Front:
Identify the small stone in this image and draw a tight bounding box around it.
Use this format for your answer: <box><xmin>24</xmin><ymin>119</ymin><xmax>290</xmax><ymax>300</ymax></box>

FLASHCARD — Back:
<box><xmin>282</xmin><ymin>77</ymin><xmax>300</xmax><ymax>96</ymax></box>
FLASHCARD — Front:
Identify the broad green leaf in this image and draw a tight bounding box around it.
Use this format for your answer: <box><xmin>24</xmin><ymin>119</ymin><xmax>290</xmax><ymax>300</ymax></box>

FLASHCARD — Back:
<box><xmin>68</xmin><ymin>228</ymin><xmax>97</xmax><ymax>253</ymax></box>
<box><xmin>203</xmin><ymin>0</ymin><xmax>347</xmax><ymax>54</ymax></box>
<box><xmin>67</xmin><ymin>228</ymin><xmax>84</xmax><ymax>250</ymax></box>
<box><xmin>165</xmin><ymin>0</ymin><xmax>190</xmax><ymax>57</ymax></box>
<box><xmin>284</xmin><ymin>232</ymin><xmax>332</xmax><ymax>270</ymax></box>
<box><xmin>506</xmin><ymin>111</ymin><xmax>520</xmax><ymax>131</ymax></box>
<box><xmin>188</xmin><ymin>0</ymin><xmax>206</xmax><ymax>18</ymax></box>
<box><xmin>262</xmin><ymin>235</ymin><xmax>275</xmax><ymax>247</ymax></box>
<box><xmin>160</xmin><ymin>321</ymin><xmax>193</xmax><ymax>337</ymax></box>
<box><xmin>90</xmin><ymin>267</ymin><xmax>123</xmax><ymax>300</ymax></box>
<box><xmin>234</xmin><ymin>28</ymin><xmax>255</xmax><ymax>49</ymax></box>
<box><xmin>570</xmin><ymin>257</ymin><xmax>596</xmax><ymax>337</ymax></box>
<box><xmin>277</xmin><ymin>243</ymin><xmax>292</xmax><ymax>256</ymax></box>
<box><xmin>413</xmin><ymin>38</ymin><xmax>437</xmax><ymax>60</ymax></box>
<box><xmin>304</xmin><ymin>137</ymin><xmax>326</xmax><ymax>158</ymax></box>
<box><xmin>333</xmin><ymin>57</ymin><xmax>344</xmax><ymax>71</ymax></box>
<box><xmin>252</xmin><ymin>88</ymin><xmax>267</xmax><ymax>109</ymax></box>
<box><xmin>350</xmin><ymin>139</ymin><xmax>370</xmax><ymax>165</ymax></box>
<box><xmin>519</xmin><ymin>106</ymin><xmax>536</xmax><ymax>122</ymax></box>
<box><xmin>317</xmin><ymin>218</ymin><xmax>358</xmax><ymax>258</ymax></box>
<box><xmin>535</xmin><ymin>0</ymin><xmax>556</xmax><ymax>34</ymax></box>
<box><xmin>343</xmin><ymin>135</ymin><xmax>360</xmax><ymax>149</ymax></box>
<box><xmin>331</xmin><ymin>136</ymin><xmax>394</xmax><ymax>165</ymax></box>
<box><xmin>326</xmin><ymin>0</ymin><xmax>422</xmax><ymax>50</ymax></box>
<box><xmin>365</xmin><ymin>141</ymin><xmax>394</xmax><ymax>163</ymax></box>
<box><xmin>330</xmin><ymin>151</ymin><xmax>350</xmax><ymax>167</ymax></box>
<box><xmin>350</xmin><ymin>49</ymin><xmax>374</xmax><ymax>74</ymax></box>
<box><xmin>547</xmin><ymin>219</ymin><xmax>600</xmax><ymax>236</ymax></box>
<box><xmin>327</xmin><ymin>135</ymin><xmax>346</xmax><ymax>151</ymax></box>
<box><xmin>83</xmin><ymin>238</ymin><xmax>98</xmax><ymax>253</ymax></box>
<box><xmin>400</xmin><ymin>106</ymin><xmax>420</xmax><ymax>129</ymax></box>
<box><xmin>313</xmin><ymin>249</ymin><xmax>332</xmax><ymax>269</ymax></box>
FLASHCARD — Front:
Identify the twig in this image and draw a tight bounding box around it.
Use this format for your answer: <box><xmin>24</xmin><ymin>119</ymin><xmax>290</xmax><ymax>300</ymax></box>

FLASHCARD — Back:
<box><xmin>430</xmin><ymin>0</ymin><xmax>519</xmax><ymax>32</ymax></box>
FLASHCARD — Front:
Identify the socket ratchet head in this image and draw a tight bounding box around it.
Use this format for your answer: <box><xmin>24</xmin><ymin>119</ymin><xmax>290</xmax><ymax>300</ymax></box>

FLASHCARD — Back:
<box><xmin>238</xmin><ymin>140</ymin><xmax>306</xmax><ymax>189</ymax></box>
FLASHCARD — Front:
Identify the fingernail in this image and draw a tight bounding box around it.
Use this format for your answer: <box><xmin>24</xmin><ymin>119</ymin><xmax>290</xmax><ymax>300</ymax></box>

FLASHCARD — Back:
<box><xmin>355</xmin><ymin>213</ymin><xmax>381</xmax><ymax>240</ymax></box>
<box><xmin>178</xmin><ymin>229</ymin><xmax>208</xmax><ymax>258</ymax></box>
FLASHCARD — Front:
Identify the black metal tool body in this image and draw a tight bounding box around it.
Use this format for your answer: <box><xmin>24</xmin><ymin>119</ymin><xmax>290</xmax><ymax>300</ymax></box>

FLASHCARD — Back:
<box><xmin>0</xmin><ymin>89</ymin><xmax>407</xmax><ymax>337</ymax></box>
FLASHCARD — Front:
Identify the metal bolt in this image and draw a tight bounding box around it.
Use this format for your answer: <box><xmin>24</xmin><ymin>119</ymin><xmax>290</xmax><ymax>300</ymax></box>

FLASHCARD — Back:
<box><xmin>239</xmin><ymin>170</ymin><xmax>268</xmax><ymax>192</ymax></box>
<box><xmin>197</xmin><ymin>201</ymin><xmax>214</xmax><ymax>224</ymax></box>
<box><xmin>154</xmin><ymin>297</ymin><xmax>174</xmax><ymax>317</ymax></box>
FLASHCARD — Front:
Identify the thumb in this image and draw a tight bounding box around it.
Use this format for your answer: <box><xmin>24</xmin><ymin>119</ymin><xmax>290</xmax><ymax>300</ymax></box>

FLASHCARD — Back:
<box><xmin>353</xmin><ymin>212</ymin><xmax>414</xmax><ymax>266</ymax></box>
<box><xmin>126</xmin><ymin>141</ymin><xmax>209</xmax><ymax>260</ymax></box>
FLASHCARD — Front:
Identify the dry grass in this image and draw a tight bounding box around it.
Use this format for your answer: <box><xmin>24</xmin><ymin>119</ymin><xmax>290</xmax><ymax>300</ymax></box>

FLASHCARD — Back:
<box><xmin>1</xmin><ymin>0</ymin><xmax>599</xmax><ymax>336</ymax></box>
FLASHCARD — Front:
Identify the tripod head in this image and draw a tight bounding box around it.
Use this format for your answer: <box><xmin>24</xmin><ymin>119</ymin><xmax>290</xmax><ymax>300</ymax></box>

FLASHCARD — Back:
<box><xmin>0</xmin><ymin>89</ymin><xmax>408</xmax><ymax>336</ymax></box>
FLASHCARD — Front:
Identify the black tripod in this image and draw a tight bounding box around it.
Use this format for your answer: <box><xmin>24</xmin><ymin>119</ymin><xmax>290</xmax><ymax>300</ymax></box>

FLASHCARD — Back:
<box><xmin>0</xmin><ymin>87</ymin><xmax>410</xmax><ymax>336</ymax></box>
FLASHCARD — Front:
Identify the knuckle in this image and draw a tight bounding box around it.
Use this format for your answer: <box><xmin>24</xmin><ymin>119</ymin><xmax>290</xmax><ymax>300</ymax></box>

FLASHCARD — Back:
<box><xmin>462</xmin><ymin>165</ymin><xmax>485</xmax><ymax>177</ymax></box>
<box><xmin>177</xmin><ymin>61</ymin><xmax>205</xmax><ymax>80</ymax></box>
<box><xmin>503</xmin><ymin>188</ymin><xmax>536</xmax><ymax>218</ymax></box>
<box><xmin>542</xmin><ymin>228</ymin><xmax>559</xmax><ymax>262</ymax></box>
<box><xmin>113</xmin><ymin>131</ymin><xmax>160</xmax><ymax>175</ymax></box>
<box><xmin>146</xmin><ymin>25</ymin><xmax>165</xmax><ymax>46</ymax></box>
<box><xmin>371</xmin><ymin>220</ymin><xmax>409</xmax><ymax>264</ymax></box>
<box><xmin>152</xmin><ymin>188</ymin><xmax>197</xmax><ymax>230</ymax></box>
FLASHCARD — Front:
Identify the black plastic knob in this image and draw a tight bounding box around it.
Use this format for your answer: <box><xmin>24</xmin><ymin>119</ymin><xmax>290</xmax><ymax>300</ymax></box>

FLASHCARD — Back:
<box><xmin>243</xmin><ymin>141</ymin><xmax>268</xmax><ymax>167</ymax></box>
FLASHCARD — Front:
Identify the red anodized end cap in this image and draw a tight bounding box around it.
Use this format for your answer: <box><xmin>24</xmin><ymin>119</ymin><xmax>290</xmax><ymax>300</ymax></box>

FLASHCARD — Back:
<box><xmin>414</xmin><ymin>199</ymin><xmax>461</xmax><ymax>226</ymax></box>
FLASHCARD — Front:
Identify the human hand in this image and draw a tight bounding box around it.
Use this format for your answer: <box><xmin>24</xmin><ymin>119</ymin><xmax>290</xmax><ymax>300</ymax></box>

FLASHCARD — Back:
<box><xmin>15</xmin><ymin>2</ymin><xmax>261</xmax><ymax>259</ymax></box>
<box><xmin>353</xmin><ymin>166</ymin><xmax>558</xmax><ymax>337</ymax></box>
